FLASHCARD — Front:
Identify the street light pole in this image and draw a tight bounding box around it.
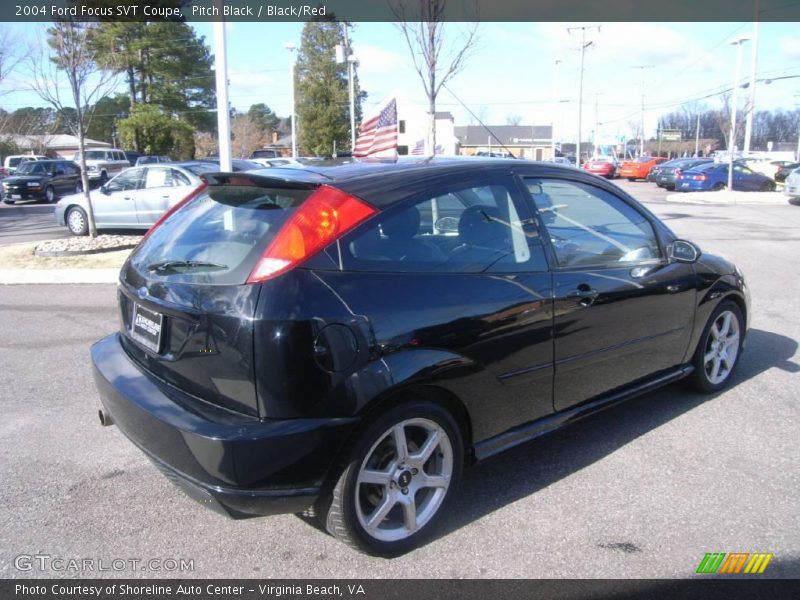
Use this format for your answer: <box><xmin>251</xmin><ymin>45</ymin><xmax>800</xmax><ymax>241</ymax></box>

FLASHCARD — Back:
<box><xmin>213</xmin><ymin>19</ymin><xmax>232</xmax><ymax>171</ymax></box>
<box><xmin>568</xmin><ymin>25</ymin><xmax>599</xmax><ymax>166</ymax></box>
<box><xmin>286</xmin><ymin>43</ymin><xmax>297</xmax><ymax>158</ymax></box>
<box><xmin>551</xmin><ymin>58</ymin><xmax>562</xmax><ymax>159</ymax></box>
<box><xmin>743</xmin><ymin>0</ymin><xmax>760</xmax><ymax>154</ymax></box>
<box><xmin>631</xmin><ymin>65</ymin><xmax>654</xmax><ymax>156</ymax></box>
<box><xmin>728</xmin><ymin>35</ymin><xmax>751</xmax><ymax>190</ymax></box>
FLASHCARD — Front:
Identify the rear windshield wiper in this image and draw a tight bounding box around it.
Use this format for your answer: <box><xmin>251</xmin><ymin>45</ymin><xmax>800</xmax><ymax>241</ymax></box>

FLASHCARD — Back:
<box><xmin>147</xmin><ymin>260</ymin><xmax>228</xmax><ymax>274</ymax></box>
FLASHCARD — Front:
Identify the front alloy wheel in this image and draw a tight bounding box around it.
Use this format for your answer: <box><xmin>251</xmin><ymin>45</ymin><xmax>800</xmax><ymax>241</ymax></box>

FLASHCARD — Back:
<box><xmin>690</xmin><ymin>301</ymin><xmax>744</xmax><ymax>392</ymax></box>
<box><xmin>322</xmin><ymin>401</ymin><xmax>462</xmax><ymax>556</ymax></box>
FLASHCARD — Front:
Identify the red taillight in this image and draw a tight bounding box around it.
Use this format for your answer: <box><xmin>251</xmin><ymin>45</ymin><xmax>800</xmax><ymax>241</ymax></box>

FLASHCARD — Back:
<box><xmin>247</xmin><ymin>185</ymin><xmax>377</xmax><ymax>283</ymax></box>
<box><xmin>674</xmin><ymin>169</ymin><xmax>681</xmax><ymax>178</ymax></box>
<box><xmin>140</xmin><ymin>181</ymin><xmax>208</xmax><ymax>243</ymax></box>
<box><xmin>693</xmin><ymin>175</ymin><xmax>707</xmax><ymax>181</ymax></box>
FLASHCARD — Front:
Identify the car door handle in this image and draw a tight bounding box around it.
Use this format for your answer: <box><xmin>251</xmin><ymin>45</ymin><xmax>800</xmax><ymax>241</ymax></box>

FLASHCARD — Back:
<box><xmin>122</xmin><ymin>196</ymin><xmax>133</xmax><ymax>200</ymax></box>
<box><xmin>566</xmin><ymin>286</ymin><xmax>599</xmax><ymax>306</ymax></box>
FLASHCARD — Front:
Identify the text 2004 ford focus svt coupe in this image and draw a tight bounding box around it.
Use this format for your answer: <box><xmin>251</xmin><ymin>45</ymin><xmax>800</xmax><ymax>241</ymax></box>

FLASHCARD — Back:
<box><xmin>92</xmin><ymin>158</ymin><xmax>749</xmax><ymax>556</ymax></box>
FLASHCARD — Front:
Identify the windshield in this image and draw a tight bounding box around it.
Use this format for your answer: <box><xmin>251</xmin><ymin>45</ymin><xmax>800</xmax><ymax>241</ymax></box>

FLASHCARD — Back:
<box><xmin>129</xmin><ymin>183</ymin><xmax>315</xmax><ymax>285</ymax></box>
<box><xmin>16</xmin><ymin>162</ymin><xmax>51</xmax><ymax>175</ymax></box>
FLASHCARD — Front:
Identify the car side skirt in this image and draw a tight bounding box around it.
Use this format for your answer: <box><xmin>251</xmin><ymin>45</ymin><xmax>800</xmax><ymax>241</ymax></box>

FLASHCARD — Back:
<box><xmin>472</xmin><ymin>364</ymin><xmax>694</xmax><ymax>461</ymax></box>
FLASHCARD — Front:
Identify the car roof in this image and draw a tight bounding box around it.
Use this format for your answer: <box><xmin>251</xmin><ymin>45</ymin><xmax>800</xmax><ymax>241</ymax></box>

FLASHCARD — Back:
<box><xmin>216</xmin><ymin>156</ymin><xmax>615</xmax><ymax>208</ymax></box>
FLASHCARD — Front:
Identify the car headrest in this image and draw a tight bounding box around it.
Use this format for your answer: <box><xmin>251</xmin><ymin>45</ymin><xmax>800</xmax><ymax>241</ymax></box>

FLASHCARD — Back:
<box><xmin>381</xmin><ymin>206</ymin><xmax>421</xmax><ymax>240</ymax></box>
<box><xmin>458</xmin><ymin>205</ymin><xmax>506</xmax><ymax>248</ymax></box>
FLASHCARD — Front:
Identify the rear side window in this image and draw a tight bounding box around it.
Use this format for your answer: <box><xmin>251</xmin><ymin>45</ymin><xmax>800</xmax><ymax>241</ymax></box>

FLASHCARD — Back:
<box><xmin>340</xmin><ymin>182</ymin><xmax>548</xmax><ymax>273</ymax></box>
<box><xmin>129</xmin><ymin>184</ymin><xmax>313</xmax><ymax>285</ymax></box>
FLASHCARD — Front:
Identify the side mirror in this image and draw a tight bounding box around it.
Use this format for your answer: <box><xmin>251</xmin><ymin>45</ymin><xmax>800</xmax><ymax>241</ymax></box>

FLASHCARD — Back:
<box><xmin>434</xmin><ymin>216</ymin><xmax>459</xmax><ymax>234</ymax></box>
<box><xmin>99</xmin><ymin>185</ymin><xmax>110</xmax><ymax>195</ymax></box>
<box><xmin>55</xmin><ymin>169</ymin><xmax>65</xmax><ymax>176</ymax></box>
<box><xmin>668</xmin><ymin>239</ymin><xmax>701</xmax><ymax>263</ymax></box>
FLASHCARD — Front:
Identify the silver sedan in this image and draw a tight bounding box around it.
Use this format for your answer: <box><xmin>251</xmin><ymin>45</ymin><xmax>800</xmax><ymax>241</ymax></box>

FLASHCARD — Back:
<box><xmin>55</xmin><ymin>164</ymin><xmax>205</xmax><ymax>236</ymax></box>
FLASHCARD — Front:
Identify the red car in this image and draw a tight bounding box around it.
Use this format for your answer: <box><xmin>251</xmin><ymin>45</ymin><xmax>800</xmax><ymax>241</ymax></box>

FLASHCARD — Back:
<box><xmin>582</xmin><ymin>156</ymin><xmax>617</xmax><ymax>179</ymax></box>
<box><xmin>619</xmin><ymin>156</ymin><xmax>667</xmax><ymax>181</ymax></box>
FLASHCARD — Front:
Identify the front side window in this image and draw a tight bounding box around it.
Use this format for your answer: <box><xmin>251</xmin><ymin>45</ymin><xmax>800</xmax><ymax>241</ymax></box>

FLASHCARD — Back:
<box><xmin>106</xmin><ymin>168</ymin><xmax>143</xmax><ymax>193</ymax></box>
<box><xmin>525</xmin><ymin>178</ymin><xmax>661</xmax><ymax>268</ymax></box>
<box><xmin>341</xmin><ymin>182</ymin><xmax>547</xmax><ymax>273</ymax></box>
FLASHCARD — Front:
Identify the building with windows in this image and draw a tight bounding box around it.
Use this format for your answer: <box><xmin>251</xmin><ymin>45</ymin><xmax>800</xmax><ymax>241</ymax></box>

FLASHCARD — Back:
<box><xmin>455</xmin><ymin>125</ymin><xmax>554</xmax><ymax>160</ymax></box>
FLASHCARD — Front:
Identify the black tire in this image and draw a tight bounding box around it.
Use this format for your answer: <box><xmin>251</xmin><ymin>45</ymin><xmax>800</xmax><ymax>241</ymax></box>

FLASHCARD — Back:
<box><xmin>321</xmin><ymin>400</ymin><xmax>464</xmax><ymax>557</ymax></box>
<box><xmin>3</xmin><ymin>199</ymin><xmax>15</xmax><ymax>205</ymax></box>
<box><xmin>66</xmin><ymin>206</ymin><xmax>89</xmax><ymax>236</ymax></box>
<box><xmin>45</xmin><ymin>185</ymin><xmax>56</xmax><ymax>203</ymax></box>
<box><xmin>687</xmin><ymin>300</ymin><xmax>744</xmax><ymax>393</ymax></box>
<box><xmin>761</xmin><ymin>181</ymin><xmax>775</xmax><ymax>192</ymax></box>
<box><xmin>712</xmin><ymin>182</ymin><xmax>726</xmax><ymax>191</ymax></box>
<box><xmin>99</xmin><ymin>171</ymin><xmax>108</xmax><ymax>185</ymax></box>
<box><xmin>627</xmin><ymin>177</ymin><xmax>636</xmax><ymax>182</ymax></box>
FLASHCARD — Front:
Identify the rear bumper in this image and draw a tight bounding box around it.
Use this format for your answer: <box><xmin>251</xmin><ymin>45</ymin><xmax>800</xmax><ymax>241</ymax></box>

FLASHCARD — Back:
<box><xmin>91</xmin><ymin>333</ymin><xmax>359</xmax><ymax>518</ymax></box>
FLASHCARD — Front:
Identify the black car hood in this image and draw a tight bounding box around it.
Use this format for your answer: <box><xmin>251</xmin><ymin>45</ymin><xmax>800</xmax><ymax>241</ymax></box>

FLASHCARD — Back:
<box><xmin>4</xmin><ymin>175</ymin><xmax>46</xmax><ymax>184</ymax></box>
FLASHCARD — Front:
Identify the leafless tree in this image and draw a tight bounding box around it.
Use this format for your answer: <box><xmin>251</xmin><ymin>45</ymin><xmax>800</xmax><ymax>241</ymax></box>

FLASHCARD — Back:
<box><xmin>393</xmin><ymin>0</ymin><xmax>478</xmax><ymax>153</ymax></box>
<box><xmin>231</xmin><ymin>114</ymin><xmax>265</xmax><ymax>159</ymax></box>
<box><xmin>27</xmin><ymin>22</ymin><xmax>118</xmax><ymax>237</ymax></box>
<box><xmin>0</xmin><ymin>26</ymin><xmax>22</xmax><ymax>93</ymax></box>
<box><xmin>506</xmin><ymin>114</ymin><xmax>522</xmax><ymax>126</ymax></box>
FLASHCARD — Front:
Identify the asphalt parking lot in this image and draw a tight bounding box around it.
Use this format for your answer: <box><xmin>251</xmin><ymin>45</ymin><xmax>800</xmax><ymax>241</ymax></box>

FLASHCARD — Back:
<box><xmin>0</xmin><ymin>180</ymin><xmax>798</xmax><ymax>579</ymax></box>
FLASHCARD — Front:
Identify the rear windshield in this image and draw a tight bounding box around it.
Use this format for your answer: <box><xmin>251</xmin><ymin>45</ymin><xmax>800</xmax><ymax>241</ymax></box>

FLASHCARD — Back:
<box><xmin>129</xmin><ymin>184</ymin><xmax>314</xmax><ymax>285</ymax></box>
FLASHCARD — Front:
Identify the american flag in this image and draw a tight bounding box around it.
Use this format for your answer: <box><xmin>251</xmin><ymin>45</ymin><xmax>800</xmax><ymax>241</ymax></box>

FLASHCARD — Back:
<box><xmin>353</xmin><ymin>98</ymin><xmax>398</xmax><ymax>158</ymax></box>
<box><xmin>410</xmin><ymin>139</ymin><xmax>425</xmax><ymax>155</ymax></box>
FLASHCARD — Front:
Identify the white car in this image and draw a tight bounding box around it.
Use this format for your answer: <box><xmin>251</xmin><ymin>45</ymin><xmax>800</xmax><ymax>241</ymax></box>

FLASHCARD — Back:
<box><xmin>784</xmin><ymin>168</ymin><xmax>800</xmax><ymax>200</ymax></box>
<box><xmin>71</xmin><ymin>149</ymin><xmax>129</xmax><ymax>183</ymax></box>
<box><xmin>54</xmin><ymin>164</ymin><xmax>204</xmax><ymax>235</ymax></box>
<box><xmin>3</xmin><ymin>154</ymin><xmax>48</xmax><ymax>173</ymax></box>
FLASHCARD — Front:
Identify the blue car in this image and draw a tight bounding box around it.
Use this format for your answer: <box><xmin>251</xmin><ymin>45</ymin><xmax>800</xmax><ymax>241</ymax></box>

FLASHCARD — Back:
<box><xmin>676</xmin><ymin>162</ymin><xmax>776</xmax><ymax>192</ymax></box>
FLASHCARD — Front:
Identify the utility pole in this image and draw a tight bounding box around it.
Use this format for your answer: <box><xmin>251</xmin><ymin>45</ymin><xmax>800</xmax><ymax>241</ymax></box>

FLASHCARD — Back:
<box><xmin>568</xmin><ymin>25</ymin><xmax>599</xmax><ymax>166</ymax></box>
<box><xmin>631</xmin><ymin>65</ymin><xmax>654</xmax><ymax>156</ymax></box>
<box><xmin>743</xmin><ymin>0</ymin><xmax>760</xmax><ymax>154</ymax></box>
<box><xmin>695</xmin><ymin>112</ymin><xmax>701</xmax><ymax>157</ymax></box>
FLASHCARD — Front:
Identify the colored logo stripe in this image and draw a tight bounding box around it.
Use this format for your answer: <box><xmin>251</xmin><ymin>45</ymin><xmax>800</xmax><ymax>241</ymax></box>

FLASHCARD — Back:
<box><xmin>744</xmin><ymin>553</ymin><xmax>773</xmax><ymax>574</ymax></box>
<box><xmin>697</xmin><ymin>552</ymin><xmax>773</xmax><ymax>574</ymax></box>
<box><xmin>719</xmin><ymin>553</ymin><xmax>749</xmax><ymax>574</ymax></box>
<box><xmin>697</xmin><ymin>553</ymin><xmax>727</xmax><ymax>573</ymax></box>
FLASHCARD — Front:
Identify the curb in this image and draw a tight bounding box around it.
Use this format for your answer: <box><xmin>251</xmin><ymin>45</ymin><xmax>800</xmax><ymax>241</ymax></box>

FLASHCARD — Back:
<box><xmin>34</xmin><ymin>244</ymin><xmax>137</xmax><ymax>258</ymax></box>
<box><xmin>665</xmin><ymin>191</ymin><xmax>792</xmax><ymax>206</ymax></box>
<box><xmin>0</xmin><ymin>268</ymin><xmax>120</xmax><ymax>285</ymax></box>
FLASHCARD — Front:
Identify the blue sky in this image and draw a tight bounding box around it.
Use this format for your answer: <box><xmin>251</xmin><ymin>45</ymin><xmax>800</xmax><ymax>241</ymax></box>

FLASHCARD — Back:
<box><xmin>3</xmin><ymin>21</ymin><xmax>799</xmax><ymax>143</ymax></box>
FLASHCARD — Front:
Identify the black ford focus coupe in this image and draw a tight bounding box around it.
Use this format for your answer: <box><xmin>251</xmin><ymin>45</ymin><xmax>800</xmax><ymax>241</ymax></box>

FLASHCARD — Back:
<box><xmin>92</xmin><ymin>158</ymin><xmax>749</xmax><ymax>556</ymax></box>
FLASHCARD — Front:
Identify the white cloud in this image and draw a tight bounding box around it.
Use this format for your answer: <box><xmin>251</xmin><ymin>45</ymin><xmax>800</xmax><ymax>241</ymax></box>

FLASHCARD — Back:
<box><xmin>356</xmin><ymin>44</ymin><xmax>406</xmax><ymax>76</ymax></box>
<box><xmin>780</xmin><ymin>37</ymin><xmax>800</xmax><ymax>61</ymax></box>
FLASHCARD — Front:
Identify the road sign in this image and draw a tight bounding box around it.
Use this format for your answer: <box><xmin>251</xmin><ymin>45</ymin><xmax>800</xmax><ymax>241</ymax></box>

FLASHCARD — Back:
<box><xmin>661</xmin><ymin>129</ymin><xmax>681</xmax><ymax>142</ymax></box>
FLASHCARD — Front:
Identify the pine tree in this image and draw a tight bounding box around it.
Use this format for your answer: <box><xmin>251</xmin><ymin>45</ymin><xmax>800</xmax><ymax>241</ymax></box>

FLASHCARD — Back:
<box><xmin>295</xmin><ymin>21</ymin><xmax>362</xmax><ymax>156</ymax></box>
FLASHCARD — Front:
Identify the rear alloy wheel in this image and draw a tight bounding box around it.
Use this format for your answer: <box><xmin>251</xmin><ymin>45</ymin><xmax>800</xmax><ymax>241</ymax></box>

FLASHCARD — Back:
<box><xmin>66</xmin><ymin>206</ymin><xmax>89</xmax><ymax>236</ymax></box>
<box><xmin>322</xmin><ymin>401</ymin><xmax>463</xmax><ymax>556</ymax></box>
<box><xmin>689</xmin><ymin>301</ymin><xmax>744</xmax><ymax>393</ymax></box>
<box><xmin>45</xmin><ymin>185</ymin><xmax>55</xmax><ymax>203</ymax></box>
